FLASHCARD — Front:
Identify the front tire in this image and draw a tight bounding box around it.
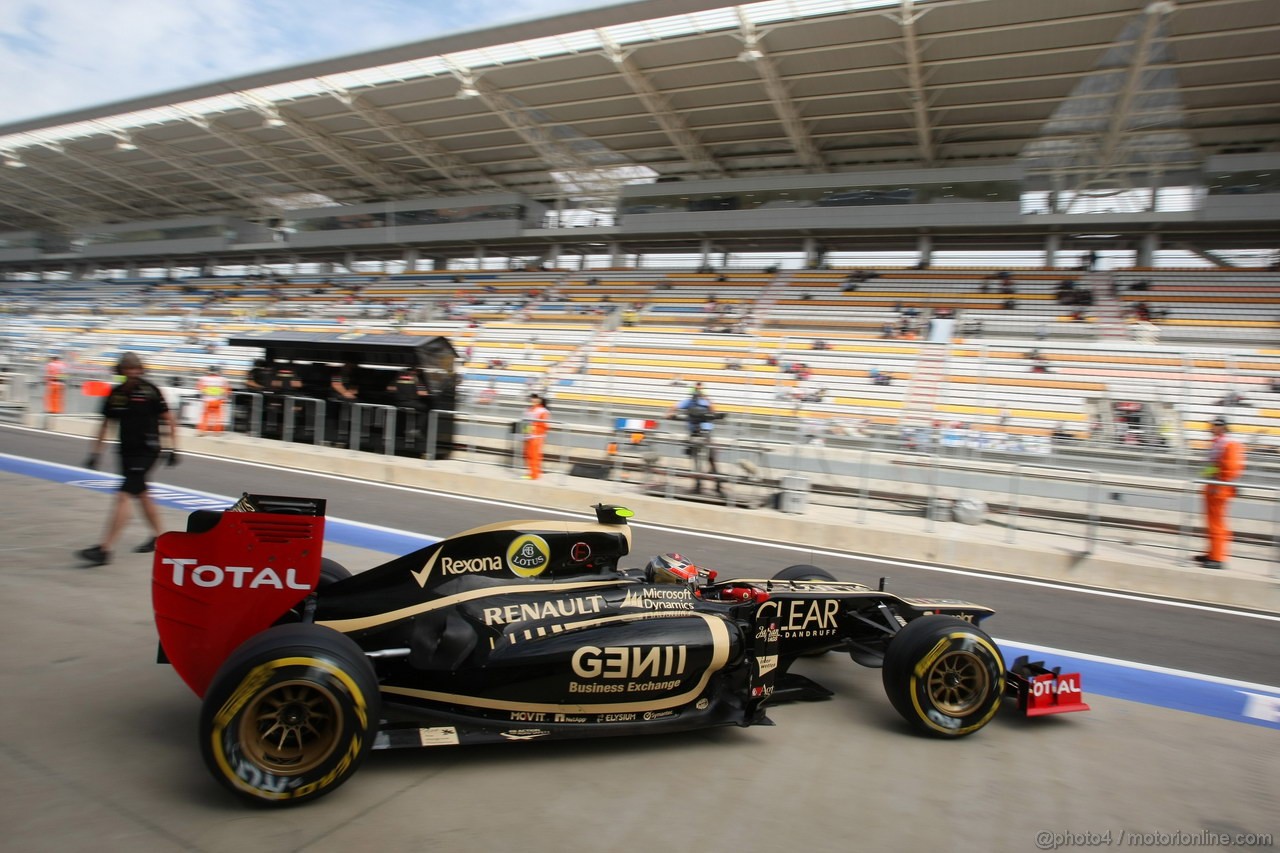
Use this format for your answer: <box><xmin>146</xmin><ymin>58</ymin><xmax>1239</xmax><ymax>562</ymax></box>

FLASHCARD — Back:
<box><xmin>881</xmin><ymin>616</ymin><xmax>1003</xmax><ymax>737</ymax></box>
<box><xmin>199</xmin><ymin>623</ymin><xmax>379</xmax><ymax>806</ymax></box>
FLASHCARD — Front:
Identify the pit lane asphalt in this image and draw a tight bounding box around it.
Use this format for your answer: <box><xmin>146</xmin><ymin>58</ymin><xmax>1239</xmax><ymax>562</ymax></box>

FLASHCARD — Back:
<box><xmin>1</xmin><ymin>427</ymin><xmax>1277</xmax><ymax>852</ymax></box>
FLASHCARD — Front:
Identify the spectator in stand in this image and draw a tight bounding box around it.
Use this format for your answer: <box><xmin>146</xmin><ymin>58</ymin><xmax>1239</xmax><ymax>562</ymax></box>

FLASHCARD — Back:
<box><xmin>1026</xmin><ymin>349</ymin><xmax>1051</xmax><ymax>373</ymax></box>
<box><xmin>75</xmin><ymin>352</ymin><xmax>178</xmax><ymax>567</ymax></box>
<box><xmin>1215</xmin><ymin>390</ymin><xmax>1251</xmax><ymax>407</ymax></box>
<box><xmin>1196</xmin><ymin>417</ymin><xmax>1246</xmax><ymax>570</ymax></box>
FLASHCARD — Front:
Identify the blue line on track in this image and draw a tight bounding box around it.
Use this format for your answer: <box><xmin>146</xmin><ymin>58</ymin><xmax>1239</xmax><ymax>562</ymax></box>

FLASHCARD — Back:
<box><xmin>996</xmin><ymin>642</ymin><xmax>1278</xmax><ymax>731</ymax></box>
<box><xmin>3</xmin><ymin>452</ymin><xmax>1276</xmax><ymax>731</ymax></box>
<box><xmin>0</xmin><ymin>453</ymin><xmax>439</xmax><ymax>554</ymax></box>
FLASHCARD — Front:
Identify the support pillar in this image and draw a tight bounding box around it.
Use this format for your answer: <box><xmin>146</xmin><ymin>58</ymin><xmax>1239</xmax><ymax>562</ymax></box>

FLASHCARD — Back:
<box><xmin>802</xmin><ymin>237</ymin><xmax>820</xmax><ymax>269</ymax></box>
<box><xmin>916</xmin><ymin>234</ymin><xmax>932</xmax><ymax>268</ymax></box>
<box><xmin>699</xmin><ymin>239</ymin><xmax>713</xmax><ymax>270</ymax></box>
<box><xmin>1045</xmin><ymin>234</ymin><xmax>1061</xmax><ymax>269</ymax></box>
<box><xmin>1137</xmin><ymin>233</ymin><xmax>1158</xmax><ymax>268</ymax></box>
<box><xmin>401</xmin><ymin>247</ymin><xmax>419</xmax><ymax>272</ymax></box>
<box><xmin>609</xmin><ymin>242</ymin><xmax>622</xmax><ymax>268</ymax></box>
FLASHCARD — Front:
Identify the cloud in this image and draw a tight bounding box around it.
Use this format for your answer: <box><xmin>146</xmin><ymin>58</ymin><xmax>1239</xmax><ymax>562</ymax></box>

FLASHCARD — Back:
<box><xmin>0</xmin><ymin>0</ymin><xmax>603</xmax><ymax>126</ymax></box>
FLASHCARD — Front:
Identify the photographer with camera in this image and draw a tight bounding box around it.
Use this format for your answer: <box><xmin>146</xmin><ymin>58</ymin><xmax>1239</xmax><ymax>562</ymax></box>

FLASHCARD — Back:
<box><xmin>667</xmin><ymin>384</ymin><xmax>726</xmax><ymax>496</ymax></box>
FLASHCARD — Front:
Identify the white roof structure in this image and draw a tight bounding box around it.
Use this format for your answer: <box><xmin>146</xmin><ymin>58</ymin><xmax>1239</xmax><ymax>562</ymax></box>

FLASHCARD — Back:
<box><xmin>0</xmin><ymin>0</ymin><xmax>1275</xmax><ymax>238</ymax></box>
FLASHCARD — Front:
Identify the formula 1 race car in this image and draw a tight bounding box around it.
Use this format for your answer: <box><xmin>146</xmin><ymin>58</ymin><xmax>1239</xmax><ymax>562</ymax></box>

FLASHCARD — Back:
<box><xmin>153</xmin><ymin>495</ymin><xmax>1087</xmax><ymax>806</ymax></box>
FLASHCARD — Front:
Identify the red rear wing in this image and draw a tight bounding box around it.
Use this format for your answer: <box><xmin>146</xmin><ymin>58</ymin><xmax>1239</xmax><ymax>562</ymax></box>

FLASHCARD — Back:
<box><xmin>152</xmin><ymin>496</ymin><xmax>326</xmax><ymax>697</ymax></box>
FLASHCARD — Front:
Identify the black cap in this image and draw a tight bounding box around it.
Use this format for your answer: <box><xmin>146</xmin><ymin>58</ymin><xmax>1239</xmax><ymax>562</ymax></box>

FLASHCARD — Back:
<box><xmin>1211</xmin><ymin>416</ymin><xmax>1229</xmax><ymax>428</ymax></box>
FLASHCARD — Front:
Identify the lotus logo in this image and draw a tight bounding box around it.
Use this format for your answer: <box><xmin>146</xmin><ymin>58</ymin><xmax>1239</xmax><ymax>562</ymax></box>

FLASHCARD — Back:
<box><xmin>506</xmin><ymin>534</ymin><xmax>550</xmax><ymax>577</ymax></box>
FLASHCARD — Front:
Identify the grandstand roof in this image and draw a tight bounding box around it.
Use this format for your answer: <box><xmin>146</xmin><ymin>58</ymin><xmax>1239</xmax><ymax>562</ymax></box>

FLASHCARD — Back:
<box><xmin>0</xmin><ymin>0</ymin><xmax>1276</xmax><ymax>235</ymax></box>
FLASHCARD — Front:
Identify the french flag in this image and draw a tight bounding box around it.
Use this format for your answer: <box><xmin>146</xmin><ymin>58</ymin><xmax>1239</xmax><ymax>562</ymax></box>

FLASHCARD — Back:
<box><xmin>615</xmin><ymin>418</ymin><xmax>658</xmax><ymax>431</ymax></box>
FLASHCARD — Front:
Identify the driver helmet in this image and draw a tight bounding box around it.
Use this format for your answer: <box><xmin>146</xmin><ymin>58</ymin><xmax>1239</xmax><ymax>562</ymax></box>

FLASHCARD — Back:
<box><xmin>645</xmin><ymin>552</ymin><xmax>702</xmax><ymax>584</ymax></box>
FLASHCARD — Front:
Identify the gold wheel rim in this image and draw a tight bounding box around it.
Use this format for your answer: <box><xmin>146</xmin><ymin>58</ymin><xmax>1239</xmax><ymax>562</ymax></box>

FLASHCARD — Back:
<box><xmin>925</xmin><ymin>650</ymin><xmax>990</xmax><ymax>715</ymax></box>
<box><xmin>237</xmin><ymin>678</ymin><xmax>344</xmax><ymax>776</ymax></box>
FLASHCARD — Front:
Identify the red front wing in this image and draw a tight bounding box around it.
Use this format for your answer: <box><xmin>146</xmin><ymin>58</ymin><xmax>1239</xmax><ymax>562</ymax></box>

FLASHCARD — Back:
<box><xmin>1005</xmin><ymin>655</ymin><xmax>1091</xmax><ymax>717</ymax></box>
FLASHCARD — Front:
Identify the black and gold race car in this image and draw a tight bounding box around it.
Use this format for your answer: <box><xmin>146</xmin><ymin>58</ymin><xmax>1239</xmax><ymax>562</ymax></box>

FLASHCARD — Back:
<box><xmin>153</xmin><ymin>494</ymin><xmax>1085</xmax><ymax>806</ymax></box>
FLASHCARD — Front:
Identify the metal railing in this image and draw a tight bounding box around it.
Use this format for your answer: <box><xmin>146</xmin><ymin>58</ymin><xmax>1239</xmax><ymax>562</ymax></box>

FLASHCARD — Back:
<box><xmin>16</xmin><ymin>376</ymin><xmax>1277</xmax><ymax>569</ymax></box>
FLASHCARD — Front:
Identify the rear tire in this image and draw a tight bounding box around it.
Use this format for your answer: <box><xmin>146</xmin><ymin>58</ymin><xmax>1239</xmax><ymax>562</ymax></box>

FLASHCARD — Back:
<box><xmin>881</xmin><ymin>616</ymin><xmax>1003</xmax><ymax>737</ymax></box>
<box><xmin>319</xmin><ymin>558</ymin><xmax>352</xmax><ymax>587</ymax></box>
<box><xmin>771</xmin><ymin>565</ymin><xmax>839</xmax><ymax>657</ymax></box>
<box><xmin>772</xmin><ymin>564</ymin><xmax>836</xmax><ymax>582</ymax></box>
<box><xmin>199</xmin><ymin>623</ymin><xmax>379</xmax><ymax>806</ymax></box>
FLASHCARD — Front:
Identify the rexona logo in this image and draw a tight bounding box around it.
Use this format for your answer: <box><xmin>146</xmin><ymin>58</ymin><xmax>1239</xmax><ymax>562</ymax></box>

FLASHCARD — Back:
<box><xmin>507</xmin><ymin>534</ymin><xmax>550</xmax><ymax>578</ymax></box>
<box><xmin>441</xmin><ymin>554</ymin><xmax>503</xmax><ymax>575</ymax></box>
<box><xmin>161</xmin><ymin>558</ymin><xmax>310</xmax><ymax>589</ymax></box>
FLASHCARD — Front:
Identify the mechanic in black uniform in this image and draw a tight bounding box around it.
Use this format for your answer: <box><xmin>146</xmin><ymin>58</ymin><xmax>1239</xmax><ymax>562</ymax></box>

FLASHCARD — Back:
<box><xmin>330</xmin><ymin>358</ymin><xmax>361</xmax><ymax>446</ymax></box>
<box><xmin>388</xmin><ymin>366</ymin><xmax>432</xmax><ymax>452</ymax></box>
<box><xmin>76</xmin><ymin>351</ymin><xmax>178</xmax><ymax>567</ymax></box>
<box><xmin>245</xmin><ymin>357</ymin><xmax>272</xmax><ymax>393</ymax></box>
<box><xmin>235</xmin><ymin>357</ymin><xmax>272</xmax><ymax>433</ymax></box>
<box><xmin>264</xmin><ymin>358</ymin><xmax>303</xmax><ymax>439</ymax></box>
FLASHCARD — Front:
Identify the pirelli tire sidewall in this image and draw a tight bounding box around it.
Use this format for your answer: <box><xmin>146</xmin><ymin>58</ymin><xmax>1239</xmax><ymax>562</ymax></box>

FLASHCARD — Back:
<box><xmin>199</xmin><ymin>623</ymin><xmax>379</xmax><ymax>806</ymax></box>
<box><xmin>881</xmin><ymin>615</ymin><xmax>1004</xmax><ymax>738</ymax></box>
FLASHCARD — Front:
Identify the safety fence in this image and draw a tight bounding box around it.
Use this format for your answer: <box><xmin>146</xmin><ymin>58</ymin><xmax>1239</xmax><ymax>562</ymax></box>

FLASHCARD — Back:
<box><xmin>11</xmin><ymin>372</ymin><xmax>1278</xmax><ymax>570</ymax></box>
<box><xmin>213</xmin><ymin>391</ymin><xmax>1279</xmax><ymax>569</ymax></box>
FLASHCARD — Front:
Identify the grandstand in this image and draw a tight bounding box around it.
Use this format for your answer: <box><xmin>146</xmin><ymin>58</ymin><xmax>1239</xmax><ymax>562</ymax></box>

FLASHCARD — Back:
<box><xmin>0</xmin><ymin>0</ymin><xmax>1277</xmax><ymax>460</ymax></box>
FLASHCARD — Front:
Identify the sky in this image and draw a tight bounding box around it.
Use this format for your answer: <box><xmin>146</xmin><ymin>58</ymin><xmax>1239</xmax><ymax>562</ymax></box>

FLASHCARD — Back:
<box><xmin>0</xmin><ymin>0</ymin><xmax>609</xmax><ymax>127</ymax></box>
